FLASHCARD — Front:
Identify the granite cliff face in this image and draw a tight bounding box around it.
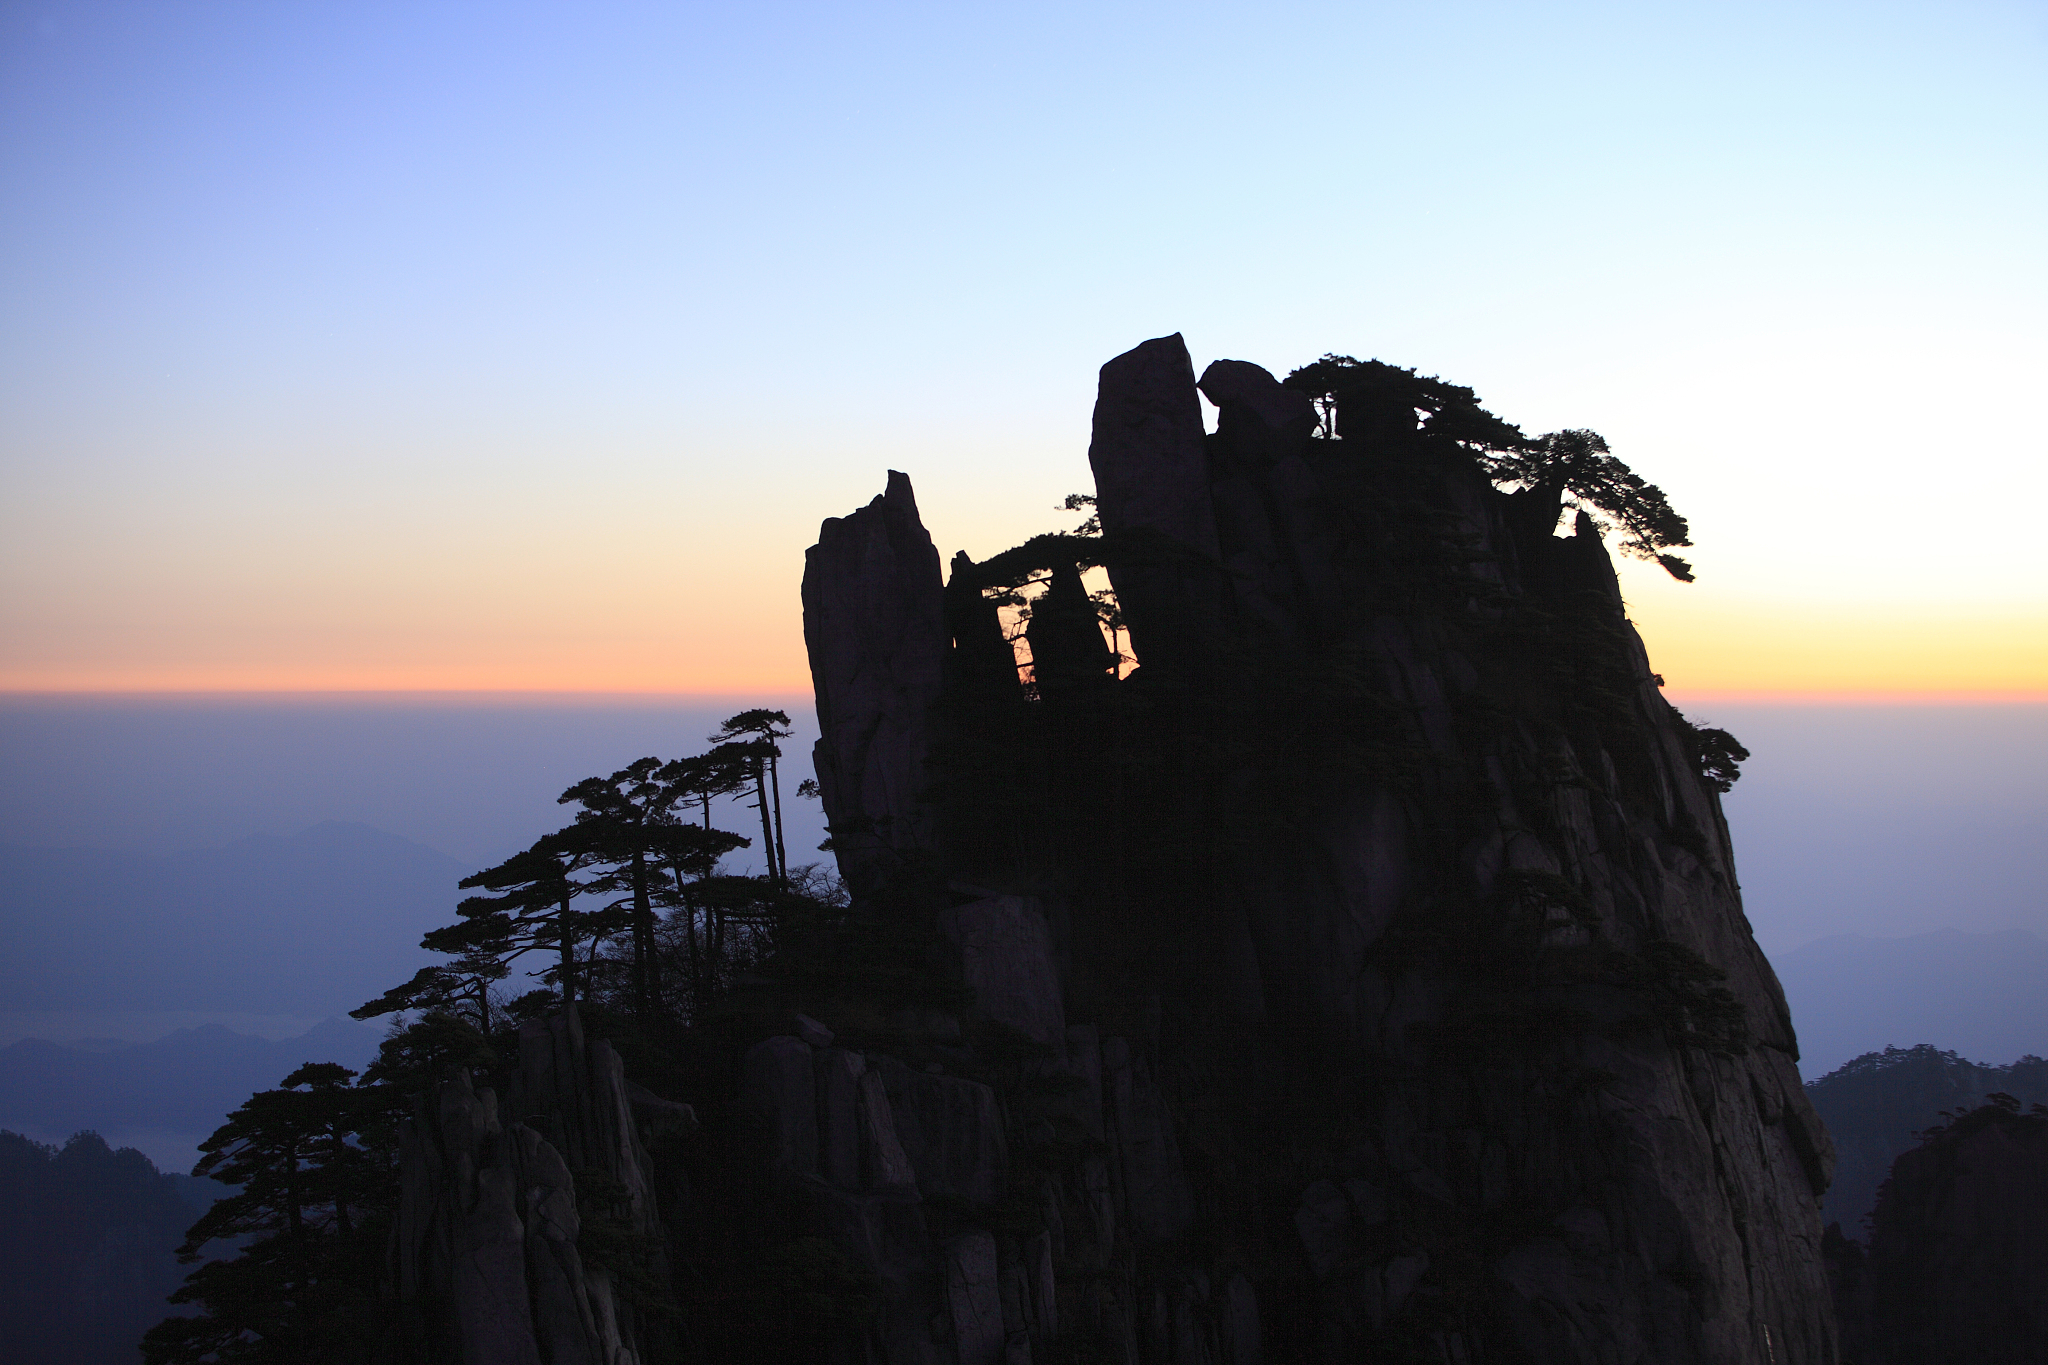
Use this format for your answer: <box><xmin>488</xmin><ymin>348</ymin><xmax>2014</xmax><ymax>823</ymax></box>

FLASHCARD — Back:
<box><xmin>392</xmin><ymin>1007</ymin><xmax>690</xmax><ymax>1365</ymax></box>
<box><xmin>803</xmin><ymin>469</ymin><xmax>949</xmax><ymax>903</ymax></box>
<box><xmin>388</xmin><ymin>335</ymin><xmax>1833</xmax><ymax>1364</ymax></box>
<box><xmin>795</xmin><ymin>335</ymin><xmax>1836</xmax><ymax>1363</ymax></box>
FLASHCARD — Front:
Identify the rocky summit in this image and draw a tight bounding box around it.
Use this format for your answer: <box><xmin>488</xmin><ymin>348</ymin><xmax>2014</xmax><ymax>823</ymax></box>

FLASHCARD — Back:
<box><xmin>784</xmin><ymin>335</ymin><xmax>1833</xmax><ymax>1363</ymax></box>
<box><xmin>390</xmin><ymin>335</ymin><xmax>1834</xmax><ymax>1365</ymax></box>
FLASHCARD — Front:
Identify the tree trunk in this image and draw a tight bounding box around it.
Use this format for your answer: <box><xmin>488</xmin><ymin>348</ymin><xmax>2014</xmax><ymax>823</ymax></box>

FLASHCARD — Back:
<box><xmin>686</xmin><ymin>901</ymin><xmax>701</xmax><ymax>1000</ymax></box>
<box><xmin>670</xmin><ymin>861</ymin><xmax>702</xmax><ymax>1001</ymax></box>
<box><xmin>330</xmin><ymin>1132</ymin><xmax>354</xmax><ymax>1236</ymax></box>
<box><xmin>557</xmin><ymin>885</ymin><xmax>576</xmax><ymax>1005</ymax></box>
<box><xmin>286</xmin><ymin>1152</ymin><xmax>303</xmax><ymax>1237</ymax></box>
<box><xmin>753</xmin><ymin>758</ymin><xmax>780</xmax><ymax>886</ymax></box>
<box><xmin>769</xmin><ymin>751</ymin><xmax>787</xmax><ymax>881</ymax></box>
<box><xmin>630</xmin><ymin>852</ymin><xmax>655</xmax><ymax>1018</ymax></box>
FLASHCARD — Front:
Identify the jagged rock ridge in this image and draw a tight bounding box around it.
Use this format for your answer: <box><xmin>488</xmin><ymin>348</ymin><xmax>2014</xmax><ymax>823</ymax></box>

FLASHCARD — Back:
<box><xmin>797</xmin><ymin>334</ymin><xmax>1837</xmax><ymax>1363</ymax></box>
<box><xmin>803</xmin><ymin>469</ymin><xmax>948</xmax><ymax>903</ymax></box>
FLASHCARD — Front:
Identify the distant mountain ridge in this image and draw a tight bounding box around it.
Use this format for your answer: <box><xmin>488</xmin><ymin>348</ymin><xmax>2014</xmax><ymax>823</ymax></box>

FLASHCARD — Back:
<box><xmin>0</xmin><ymin>821</ymin><xmax>469</xmax><ymax>1019</ymax></box>
<box><xmin>0</xmin><ymin>1129</ymin><xmax>206</xmax><ymax>1365</ymax></box>
<box><xmin>1774</xmin><ymin>927</ymin><xmax>2048</xmax><ymax>1077</ymax></box>
<box><xmin>0</xmin><ymin>1017</ymin><xmax>385</xmax><ymax>1175</ymax></box>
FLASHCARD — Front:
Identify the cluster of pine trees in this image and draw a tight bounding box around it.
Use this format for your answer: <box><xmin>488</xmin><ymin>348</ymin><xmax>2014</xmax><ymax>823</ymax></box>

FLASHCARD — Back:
<box><xmin>142</xmin><ymin>709</ymin><xmax>845</xmax><ymax>1365</ymax></box>
<box><xmin>350</xmin><ymin>708</ymin><xmax>817</xmax><ymax>1030</ymax></box>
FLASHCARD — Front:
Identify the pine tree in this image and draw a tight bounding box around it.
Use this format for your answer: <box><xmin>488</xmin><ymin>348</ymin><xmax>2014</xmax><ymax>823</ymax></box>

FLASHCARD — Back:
<box><xmin>559</xmin><ymin>757</ymin><xmax>675</xmax><ymax>1021</ymax></box>
<box><xmin>450</xmin><ymin>825</ymin><xmax>615</xmax><ymax>1006</ymax></box>
<box><xmin>1483</xmin><ymin>428</ymin><xmax>1696</xmax><ymax>580</ymax></box>
<box><xmin>141</xmin><ymin>1064</ymin><xmax>402</xmax><ymax>1365</ymax></box>
<box><xmin>708</xmin><ymin>710</ymin><xmax>795</xmax><ymax>886</ymax></box>
<box><xmin>349</xmin><ymin>952</ymin><xmax>509</xmax><ymax>1034</ymax></box>
<box><xmin>1283</xmin><ymin>355</ymin><xmax>1696</xmax><ymax>580</ymax></box>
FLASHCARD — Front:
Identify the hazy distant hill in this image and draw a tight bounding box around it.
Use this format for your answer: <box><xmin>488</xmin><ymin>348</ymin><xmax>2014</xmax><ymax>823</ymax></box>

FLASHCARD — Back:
<box><xmin>0</xmin><ymin>1017</ymin><xmax>383</xmax><ymax>1149</ymax></box>
<box><xmin>1774</xmin><ymin>927</ymin><xmax>2048</xmax><ymax>1077</ymax></box>
<box><xmin>0</xmin><ymin>1129</ymin><xmax>211</xmax><ymax>1365</ymax></box>
<box><xmin>0</xmin><ymin>821</ymin><xmax>467</xmax><ymax>1019</ymax></box>
<box><xmin>1806</xmin><ymin>1045</ymin><xmax>2048</xmax><ymax>1237</ymax></box>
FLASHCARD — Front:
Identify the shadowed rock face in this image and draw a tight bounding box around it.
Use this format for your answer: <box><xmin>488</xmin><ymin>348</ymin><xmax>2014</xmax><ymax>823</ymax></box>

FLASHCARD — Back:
<box><xmin>393</xmin><ymin>1007</ymin><xmax>678</xmax><ymax>1365</ymax></box>
<box><xmin>794</xmin><ymin>337</ymin><xmax>1837</xmax><ymax>1364</ymax></box>
<box><xmin>802</xmin><ymin>470</ymin><xmax>948</xmax><ymax>900</ymax></box>
<box><xmin>1829</xmin><ymin>1100</ymin><xmax>2048</xmax><ymax>1365</ymax></box>
<box><xmin>1807</xmin><ymin>1046</ymin><xmax>2048</xmax><ymax>1237</ymax></box>
<box><xmin>1086</xmin><ymin>334</ymin><xmax>1222</xmax><ymax>678</ymax></box>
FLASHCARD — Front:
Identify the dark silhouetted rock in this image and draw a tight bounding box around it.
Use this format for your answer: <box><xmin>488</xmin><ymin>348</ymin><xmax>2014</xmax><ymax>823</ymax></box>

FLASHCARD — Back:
<box><xmin>1024</xmin><ymin>560</ymin><xmax>1115</xmax><ymax>699</ymax></box>
<box><xmin>1199</xmin><ymin>358</ymin><xmax>1316</xmax><ymax>460</ymax></box>
<box><xmin>945</xmin><ymin>1232</ymin><xmax>1004</xmax><ymax>1365</ymax></box>
<box><xmin>818</xmin><ymin>1046</ymin><xmax>868</xmax><ymax>1190</ymax></box>
<box><xmin>1806</xmin><ymin>1045</ymin><xmax>2048</xmax><ymax>1234</ymax></box>
<box><xmin>945</xmin><ymin>549</ymin><xmax>1025</xmax><ymax>702</ymax></box>
<box><xmin>744</xmin><ymin>1034</ymin><xmax>820</xmax><ymax>1178</ymax></box>
<box><xmin>937</xmin><ymin>894</ymin><xmax>1065</xmax><ymax>1049</ymax></box>
<box><xmin>875</xmin><ymin>1058</ymin><xmax>1007</xmax><ymax>1207</ymax></box>
<box><xmin>1821</xmin><ymin>1222</ymin><xmax>1875</xmax><ymax>1365</ymax></box>
<box><xmin>859</xmin><ymin>1068</ymin><xmax>919</xmax><ymax>1193</ymax></box>
<box><xmin>1101</xmin><ymin>1034</ymin><xmax>1194</xmax><ymax>1245</ymax></box>
<box><xmin>1197</xmin><ymin>355</ymin><xmax>1348</xmax><ymax>652</ymax></box>
<box><xmin>1086</xmin><ymin>334</ymin><xmax>1221</xmax><ymax>677</ymax></box>
<box><xmin>803</xmin><ymin>470</ymin><xmax>948</xmax><ymax>899</ymax></box>
<box><xmin>775</xmin><ymin>334</ymin><xmax>1841</xmax><ymax>1363</ymax></box>
<box><xmin>623</xmin><ymin>1077</ymin><xmax>697</xmax><ymax>1138</ymax></box>
<box><xmin>394</xmin><ymin>1006</ymin><xmax>665</xmax><ymax>1365</ymax></box>
<box><xmin>1837</xmin><ymin>1098</ymin><xmax>2048</xmax><ymax>1363</ymax></box>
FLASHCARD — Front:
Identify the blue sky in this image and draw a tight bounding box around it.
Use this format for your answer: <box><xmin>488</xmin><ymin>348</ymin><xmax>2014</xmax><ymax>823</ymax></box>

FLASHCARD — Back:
<box><xmin>2</xmin><ymin>0</ymin><xmax>2044</xmax><ymax>691</ymax></box>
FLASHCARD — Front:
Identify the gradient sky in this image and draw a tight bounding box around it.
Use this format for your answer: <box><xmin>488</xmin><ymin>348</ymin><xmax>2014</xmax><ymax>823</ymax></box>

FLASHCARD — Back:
<box><xmin>2</xmin><ymin>1</ymin><xmax>2044</xmax><ymax>695</ymax></box>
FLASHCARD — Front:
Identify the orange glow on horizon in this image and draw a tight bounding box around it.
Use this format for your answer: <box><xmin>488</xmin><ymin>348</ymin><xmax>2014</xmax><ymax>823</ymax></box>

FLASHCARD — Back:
<box><xmin>1660</xmin><ymin>688</ymin><xmax>2048</xmax><ymax>706</ymax></box>
<box><xmin>0</xmin><ymin>666</ymin><xmax>818</xmax><ymax>696</ymax></box>
<box><xmin>1624</xmin><ymin>595</ymin><xmax>2046</xmax><ymax>703</ymax></box>
<box><xmin>0</xmin><ymin>622</ymin><xmax>816</xmax><ymax>697</ymax></box>
<box><xmin>3</xmin><ymin>588</ymin><xmax>2040</xmax><ymax>703</ymax></box>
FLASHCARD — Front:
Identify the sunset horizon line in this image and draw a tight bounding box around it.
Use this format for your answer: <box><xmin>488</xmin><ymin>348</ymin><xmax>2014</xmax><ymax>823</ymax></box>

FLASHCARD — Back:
<box><xmin>2</xmin><ymin>685</ymin><xmax>2043</xmax><ymax>707</ymax></box>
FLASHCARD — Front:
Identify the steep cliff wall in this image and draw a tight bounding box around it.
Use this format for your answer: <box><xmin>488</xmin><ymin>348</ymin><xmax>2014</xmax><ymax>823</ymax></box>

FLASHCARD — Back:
<box><xmin>392</xmin><ymin>1007</ymin><xmax>688</xmax><ymax>1365</ymax></box>
<box><xmin>803</xmin><ymin>469</ymin><xmax>948</xmax><ymax>903</ymax></box>
<box><xmin>798</xmin><ymin>335</ymin><xmax>1836</xmax><ymax>1363</ymax></box>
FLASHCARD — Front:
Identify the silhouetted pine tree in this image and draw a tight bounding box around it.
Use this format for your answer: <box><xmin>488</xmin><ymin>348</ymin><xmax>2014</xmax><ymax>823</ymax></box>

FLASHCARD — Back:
<box><xmin>707</xmin><ymin>710</ymin><xmax>795</xmax><ymax>885</ymax></box>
